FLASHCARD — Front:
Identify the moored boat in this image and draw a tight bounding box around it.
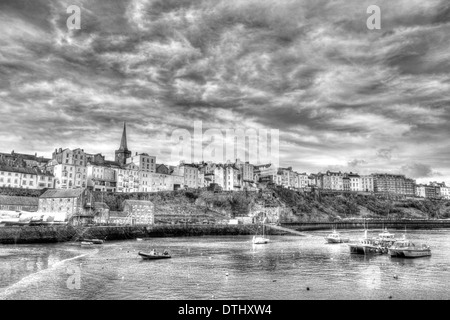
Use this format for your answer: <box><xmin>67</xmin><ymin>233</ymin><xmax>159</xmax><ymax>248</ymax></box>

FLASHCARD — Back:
<box><xmin>81</xmin><ymin>237</ymin><xmax>105</xmax><ymax>244</ymax></box>
<box><xmin>138</xmin><ymin>250</ymin><xmax>171</xmax><ymax>260</ymax></box>
<box><xmin>252</xmin><ymin>236</ymin><xmax>269</xmax><ymax>244</ymax></box>
<box><xmin>325</xmin><ymin>230</ymin><xmax>349</xmax><ymax>243</ymax></box>
<box><xmin>348</xmin><ymin>230</ymin><xmax>384</xmax><ymax>255</ymax></box>
<box><xmin>388</xmin><ymin>239</ymin><xmax>431</xmax><ymax>258</ymax></box>
<box><xmin>81</xmin><ymin>241</ymin><xmax>94</xmax><ymax>246</ymax></box>
<box><xmin>252</xmin><ymin>217</ymin><xmax>270</xmax><ymax>244</ymax></box>
<box><xmin>376</xmin><ymin>228</ymin><xmax>397</xmax><ymax>246</ymax></box>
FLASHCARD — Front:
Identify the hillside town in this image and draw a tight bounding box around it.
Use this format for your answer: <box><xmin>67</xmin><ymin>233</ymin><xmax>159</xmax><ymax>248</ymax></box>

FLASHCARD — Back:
<box><xmin>0</xmin><ymin>123</ymin><xmax>449</xmax><ymax>201</ymax></box>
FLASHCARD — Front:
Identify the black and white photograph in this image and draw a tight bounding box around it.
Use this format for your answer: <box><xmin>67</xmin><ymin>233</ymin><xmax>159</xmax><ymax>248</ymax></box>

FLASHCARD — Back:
<box><xmin>0</xmin><ymin>0</ymin><xmax>450</xmax><ymax>305</ymax></box>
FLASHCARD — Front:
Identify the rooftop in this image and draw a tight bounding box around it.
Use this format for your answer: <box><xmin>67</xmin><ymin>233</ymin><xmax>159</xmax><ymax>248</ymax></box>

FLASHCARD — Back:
<box><xmin>0</xmin><ymin>165</ymin><xmax>54</xmax><ymax>177</ymax></box>
<box><xmin>40</xmin><ymin>189</ymin><xmax>86</xmax><ymax>199</ymax></box>
<box><xmin>0</xmin><ymin>195</ymin><xmax>39</xmax><ymax>206</ymax></box>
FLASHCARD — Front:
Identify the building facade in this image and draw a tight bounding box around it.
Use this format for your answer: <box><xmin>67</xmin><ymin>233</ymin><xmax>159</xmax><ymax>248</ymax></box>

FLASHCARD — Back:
<box><xmin>38</xmin><ymin>189</ymin><xmax>93</xmax><ymax>223</ymax></box>
<box><xmin>372</xmin><ymin>174</ymin><xmax>416</xmax><ymax>196</ymax></box>
<box><xmin>122</xmin><ymin>200</ymin><xmax>154</xmax><ymax>225</ymax></box>
<box><xmin>0</xmin><ymin>165</ymin><xmax>54</xmax><ymax>189</ymax></box>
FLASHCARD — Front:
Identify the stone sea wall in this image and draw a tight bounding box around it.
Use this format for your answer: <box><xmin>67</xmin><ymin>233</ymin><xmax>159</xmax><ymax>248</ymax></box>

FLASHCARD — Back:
<box><xmin>0</xmin><ymin>224</ymin><xmax>288</xmax><ymax>244</ymax></box>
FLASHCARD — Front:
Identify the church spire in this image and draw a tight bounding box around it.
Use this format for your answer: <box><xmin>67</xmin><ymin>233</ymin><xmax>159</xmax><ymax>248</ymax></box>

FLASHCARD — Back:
<box><xmin>119</xmin><ymin>122</ymin><xmax>128</xmax><ymax>151</ymax></box>
<box><xmin>115</xmin><ymin>121</ymin><xmax>132</xmax><ymax>165</ymax></box>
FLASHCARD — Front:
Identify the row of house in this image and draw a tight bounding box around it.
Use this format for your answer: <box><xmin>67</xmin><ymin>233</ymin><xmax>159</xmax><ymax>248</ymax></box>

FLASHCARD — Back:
<box><xmin>416</xmin><ymin>182</ymin><xmax>450</xmax><ymax>200</ymax></box>
<box><xmin>0</xmin><ymin>123</ymin><xmax>448</xmax><ymax>199</ymax></box>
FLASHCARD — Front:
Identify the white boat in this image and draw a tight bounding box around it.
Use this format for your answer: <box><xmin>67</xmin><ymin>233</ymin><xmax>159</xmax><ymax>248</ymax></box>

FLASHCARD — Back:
<box><xmin>388</xmin><ymin>237</ymin><xmax>431</xmax><ymax>258</ymax></box>
<box><xmin>252</xmin><ymin>218</ymin><xmax>269</xmax><ymax>244</ymax></box>
<box><xmin>376</xmin><ymin>228</ymin><xmax>397</xmax><ymax>246</ymax></box>
<box><xmin>325</xmin><ymin>230</ymin><xmax>350</xmax><ymax>243</ymax></box>
<box><xmin>81</xmin><ymin>241</ymin><xmax>94</xmax><ymax>246</ymax></box>
<box><xmin>252</xmin><ymin>235</ymin><xmax>269</xmax><ymax>244</ymax></box>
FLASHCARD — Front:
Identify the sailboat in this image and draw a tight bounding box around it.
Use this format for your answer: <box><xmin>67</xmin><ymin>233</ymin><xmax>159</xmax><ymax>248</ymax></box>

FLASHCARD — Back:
<box><xmin>253</xmin><ymin>217</ymin><xmax>270</xmax><ymax>244</ymax></box>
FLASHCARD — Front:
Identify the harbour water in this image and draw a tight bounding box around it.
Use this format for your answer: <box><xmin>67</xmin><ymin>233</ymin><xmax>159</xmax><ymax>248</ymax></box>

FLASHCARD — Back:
<box><xmin>1</xmin><ymin>229</ymin><xmax>449</xmax><ymax>300</ymax></box>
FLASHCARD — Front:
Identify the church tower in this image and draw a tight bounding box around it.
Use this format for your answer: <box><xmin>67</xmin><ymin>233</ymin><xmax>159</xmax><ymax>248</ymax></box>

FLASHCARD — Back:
<box><xmin>115</xmin><ymin>122</ymin><xmax>132</xmax><ymax>165</ymax></box>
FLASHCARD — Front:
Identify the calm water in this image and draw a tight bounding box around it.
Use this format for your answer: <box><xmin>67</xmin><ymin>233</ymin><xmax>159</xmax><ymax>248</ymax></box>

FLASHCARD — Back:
<box><xmin>1</xmin><ymin>229</ymin><xmax>449</xmax><ymax>300</ymax></box>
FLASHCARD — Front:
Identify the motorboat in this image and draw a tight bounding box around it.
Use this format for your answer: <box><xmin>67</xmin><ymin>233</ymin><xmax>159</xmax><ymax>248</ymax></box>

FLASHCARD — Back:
<box><xmin>138</xmin><ymin>250</ymin><xmax>171</xmax><ymax>260</ymax></box>
<box><xmin>348</xmin><ymin>230</ymin><xmax>384</xmax><ymax>255</ymax></box>
<box><xmin>81</xmin><ymin>241</ymin><xmax>94</xmax><ymax>247</ymax></box>
<box><xmin>376</xmin><ymin>228</ymin><xmax>397</xmax><ymax>246</ymax></box>
<box><xmin>388</xmin><ymin>238</ymin><xmax>431</xmax><ymax>258</ymax></box>
<box><xmin>252</xmin><ymin>236</ymin><xmax>269</xmax><ymax>244</ymax></box>
<box><xmin>325</xmin><ymin>230</ymin><xmax>350</xmax><ymax>243</ymax></box>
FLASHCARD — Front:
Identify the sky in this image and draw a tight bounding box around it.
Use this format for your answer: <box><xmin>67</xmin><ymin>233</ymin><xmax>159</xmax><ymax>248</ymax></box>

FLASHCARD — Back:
<box><xmin>0</xmin><ymin>0</ymin><xmax>449</xmax><ymax>184</ymax></box>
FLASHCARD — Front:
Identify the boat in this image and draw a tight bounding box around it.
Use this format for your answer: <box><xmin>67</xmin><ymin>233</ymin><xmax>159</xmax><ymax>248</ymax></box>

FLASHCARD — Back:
<box><xmin>136</xmin><ymin>238</ymin><xmax>144</xmax><ymax>241</ymax></box>
<box><xmin>375</xmin><ymin>228</ymin><xmax>397</xmax><ymax>246</ymax></box>
<box><xmin>348</xmin><ymin>230</ymin><xmax>384</xmax><ymax>255</ymax></box>
<box><xmin>388</xmin><ymin>237</ymin><xmax>431</xmax><ymax>258</ymax></box>
<box><xmin>138</xmin><ymin>250</ymin><xmax>171</xmax><ymax>260</ymax></box>
<box><xmin>81</xmin><ymin>241</ymin><xmax>94</xmax><ymax>246</ymax></box>
<box><xmin>325</xmin><ymin>229</ymin><xmax>350</xmax><ymax>243</ymax></box>
<box><xmin>252</xmin><ymin>218</ymin><xmax>270</xmax><ymax>244</ymax></box>
<box><xmin>81</xmin><ymin>238</ymin><xmax>104</xmax><ymax>244</ymax></box>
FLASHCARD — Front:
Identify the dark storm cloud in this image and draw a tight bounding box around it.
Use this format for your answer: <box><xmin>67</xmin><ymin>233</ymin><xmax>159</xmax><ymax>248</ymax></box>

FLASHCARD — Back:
<box><xmin>0</xmin><ymin>0</ymin><xmax>449</xmax><ymax>183</ymax></box>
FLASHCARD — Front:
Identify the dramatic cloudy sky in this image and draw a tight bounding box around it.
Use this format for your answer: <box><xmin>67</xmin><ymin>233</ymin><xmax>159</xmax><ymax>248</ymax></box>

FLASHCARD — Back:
<box><xmin>1</xmin><ymin>0</ymin><xmax>449</xmax><ymax>184</ymax></box>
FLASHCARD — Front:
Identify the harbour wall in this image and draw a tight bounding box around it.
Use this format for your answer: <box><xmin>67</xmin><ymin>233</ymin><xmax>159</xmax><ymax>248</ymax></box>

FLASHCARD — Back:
<box><xmin>281</xmin><ymin>220</ymin><xmax>450</xmax><ymax>231</ymax></box>
<box><xmin>0</xmin><ymin>224</ymin><xmax>287</xmax><ymax>245</ymax></box>
<box><xmin>1</xmin><ymin>220</ymin><xmax>449</xmax><ymax>244</ymax></box>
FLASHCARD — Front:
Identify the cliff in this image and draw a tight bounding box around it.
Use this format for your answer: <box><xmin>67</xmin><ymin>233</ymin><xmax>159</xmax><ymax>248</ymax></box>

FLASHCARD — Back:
<box><xmin>91</xmin><ymin>187</ymin><xmax>450</xmax><ymax>223</ymax></box>
<box><xmin>2</xmin><ymin>186</ymin><xmax>450</xmax><ymax>224</ymax></box>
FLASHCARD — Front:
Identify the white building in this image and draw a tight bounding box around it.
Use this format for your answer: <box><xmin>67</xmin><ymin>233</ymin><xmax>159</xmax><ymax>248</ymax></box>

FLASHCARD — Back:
<box><xmin>224</xmin><ymin>165</ymin><xmax>240</xmax><ymax>191</ymax></box>
<box><xmin>297</xmin><ymin>173</ymin><xmax>309</xmax><ymax>189</ymax></box>
<box><xmin>0</xmin><ymin>165</ymin><xmax>54</xmax><ymax>189</ymax></box>
<box><xmin>174</xmin><ymin>162</ymin><xmax>199</xmax><ymax>188</ymax></box>
<box><xmin>360</xmin><ymin>175</ymin><xmax>374</xmax><ymax>192</ymax></box>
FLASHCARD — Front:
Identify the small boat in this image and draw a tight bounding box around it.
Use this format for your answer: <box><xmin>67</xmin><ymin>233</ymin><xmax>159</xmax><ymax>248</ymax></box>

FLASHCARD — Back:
<box><xmin>348</xmin><ymin>230</ymin><xmax>384</xmax><ymax>255</ymax></box>
<box><xmin>81</xmin><ymin>241</ymin><xmax>94</xmax><ymax>246</ymax></box>
<box><xmin>138</xmin><ymin>250</ymin><xmax>171</xmax><ymax>260</ymax></box>
<box><xmin>253</xmin><ymin>236</ymin><xmax>269</xmax><ymax>244</ymax></box>
<box><xmin>82</xmin><ymin>238</ymin><xmax>104</xmax><ymax>244</ymax></box>
<box><xmin>388</xmin><ymin>237</ymin><xmax>431</xmax><ymax>258</ymax></box>
<box><xmin>252</xmin><ymin>217</ymin><xmax>270</xmax><ymax>244</ymax></box>
<box><xmin>136</xmin><ymin>238</ymin><xmax>144</xmax><ymax>241</ymax></box>
<box><xmin>325</xmin><ymin>230</ymin><xmax>350</xmax><ymax>243</ymax></box>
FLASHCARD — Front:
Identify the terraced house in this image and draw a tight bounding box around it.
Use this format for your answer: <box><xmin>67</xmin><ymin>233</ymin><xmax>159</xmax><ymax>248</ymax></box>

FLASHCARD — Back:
<box><xmin>0</xmin><ymin>165</ymin><xmax>54</xmax><ymax>189</ymax></box>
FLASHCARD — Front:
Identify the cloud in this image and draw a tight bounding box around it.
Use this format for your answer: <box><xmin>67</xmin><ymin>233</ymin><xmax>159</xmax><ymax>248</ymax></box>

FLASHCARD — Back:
<box><xmin>348</xmin><ymin>159</ymin><xmax>367</xmax><ymax>167</ymax></box>
<box><xmin>400</xmin><ymin>163</ymin><xmax>442</xmax><ymax>178</ymax></box>
<box><xmin>376</xmin><ymin>147</ymin><xmax>395</xmax><ymax>160</ymax></box>
<box><xmin>0</xmin><ymin>0</ymin><xmax>449</xmax><ymax>184</ymax></box>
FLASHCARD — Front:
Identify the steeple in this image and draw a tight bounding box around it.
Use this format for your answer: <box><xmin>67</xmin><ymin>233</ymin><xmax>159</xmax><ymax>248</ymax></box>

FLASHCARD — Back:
<box><xmin>119</xmin><ymin>122</ymin><xmax>128</xmax><ymax>151</ymax></box>
<box><xmin>115</xmin><ymin>122</ymin><xmax>132</xmax><ymax>165</ymax></box>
